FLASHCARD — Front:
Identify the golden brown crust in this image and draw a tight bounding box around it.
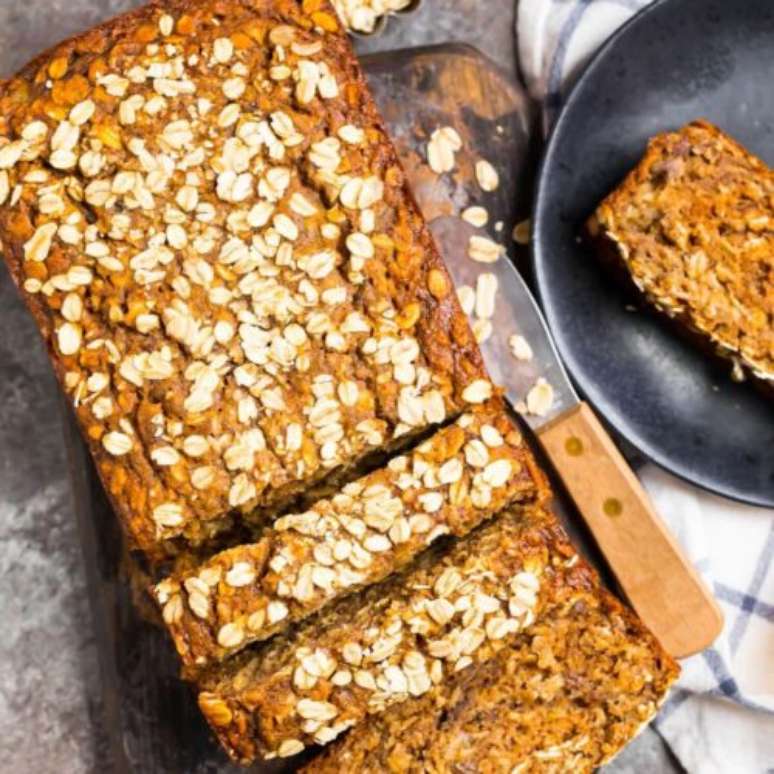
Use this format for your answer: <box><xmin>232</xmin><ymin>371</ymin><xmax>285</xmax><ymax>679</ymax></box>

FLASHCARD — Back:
<box><xmin>193</xmin><ymin>506</ymin><xmax>591</xmax><ymax>764</ymax></box>
<box><xmin>0</xmin><ymin>0</ymin><xmax>488</xmax><ymax>560</ymax></box>
<box><xmin>307</xmin><ymin>582</ymin><xmax>679</xmax><ymax>773</ymax></box>
<box><xmin>587</xmin><ymin>120</ymin><xmax>773</xmax><ymax>393</ymax></box>
<box><xmin>152</xmin><ymin>401</ymin><xmax>550</xmax><ymax>672</ymax></box>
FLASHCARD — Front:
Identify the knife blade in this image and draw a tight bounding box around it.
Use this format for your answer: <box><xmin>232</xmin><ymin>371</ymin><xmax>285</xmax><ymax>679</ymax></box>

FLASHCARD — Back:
<box><xmin>430</xmin><ymin>214</ymin><xmax>722</xmax><ymax>659</ymax></box>
<box><xmin>476</xmin><ymin>240</ymin><xmax>578</xmax><ymax>430</ymax></box>
<box><xmin>430</xmin><ymin>216</ymin><xmax>577</xmax><ymax>427</ymax></box>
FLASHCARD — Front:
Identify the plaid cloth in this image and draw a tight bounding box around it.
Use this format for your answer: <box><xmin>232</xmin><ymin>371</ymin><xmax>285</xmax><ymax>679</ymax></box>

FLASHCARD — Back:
<box><xmin>516</xmin><ymin>1</ymin><xmax>774</xmax><ymax>772</ymax></box>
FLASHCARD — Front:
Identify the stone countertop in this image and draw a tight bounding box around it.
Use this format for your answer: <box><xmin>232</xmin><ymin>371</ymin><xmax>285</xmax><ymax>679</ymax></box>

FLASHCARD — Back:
<box><xmin>0</xmin><ymin>1</ymin><xmax>682</xmax><ymax>772</ymax></box>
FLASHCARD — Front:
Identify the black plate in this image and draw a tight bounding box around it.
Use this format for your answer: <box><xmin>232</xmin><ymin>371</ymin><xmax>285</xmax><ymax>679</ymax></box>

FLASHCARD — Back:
<box><xmin>532</xmin><ymin>0</ymin><xmax>774</xmax><ymax>507</ymax></box>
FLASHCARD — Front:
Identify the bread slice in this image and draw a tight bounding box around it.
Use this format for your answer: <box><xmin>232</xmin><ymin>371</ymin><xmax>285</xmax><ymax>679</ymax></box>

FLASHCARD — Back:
<box><xmin>194</xmin><ymin>505</ymin><xmax>594</xmax><ymax>763</ymax></box>
<box><xmin>153</xmin><ymin>401</ymin><xmax>549</xmax><ymax>673</ymax></box>
<box><xmin>307</xmin><ymin>580</ymin><xmax>679</xmax><ymax>773</ymax></box>
<box><xmin>0</xmin><ymin>0</ymin><xmax>487</xmax><ymax>560</ymax></box>
<box><xmin>587</xmin><ymin>120</ymin><xmax>773</xmax><ymax>393</ymax></box>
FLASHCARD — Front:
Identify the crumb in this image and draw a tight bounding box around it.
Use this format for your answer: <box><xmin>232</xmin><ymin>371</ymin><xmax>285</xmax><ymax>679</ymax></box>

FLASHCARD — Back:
<box><xmin>512</xmin><ymin>219</ymin><xmax>531</xmax><ymax>245</ymax></box>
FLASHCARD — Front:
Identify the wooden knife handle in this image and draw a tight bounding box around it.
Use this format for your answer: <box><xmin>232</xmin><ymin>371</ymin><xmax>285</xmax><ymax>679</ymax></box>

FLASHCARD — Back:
<box><xmin>537</xmin><ymin>402</ymin><xmax>723</xmax><ymax>658</ymax></box>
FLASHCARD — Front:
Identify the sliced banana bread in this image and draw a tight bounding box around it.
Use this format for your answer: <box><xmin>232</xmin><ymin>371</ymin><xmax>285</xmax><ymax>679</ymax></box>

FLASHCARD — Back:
<box><xmin>588</xmin><ymin>119</ymin><xmax>773</xmax><ymax>392</ymax></box>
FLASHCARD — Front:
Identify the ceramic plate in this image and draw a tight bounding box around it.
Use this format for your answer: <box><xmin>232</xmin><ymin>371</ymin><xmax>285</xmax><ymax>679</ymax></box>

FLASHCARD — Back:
<box><xmin>532</xmin><ymin>0</ymin><xmax>774</xmax><ymax>507</ymax></box>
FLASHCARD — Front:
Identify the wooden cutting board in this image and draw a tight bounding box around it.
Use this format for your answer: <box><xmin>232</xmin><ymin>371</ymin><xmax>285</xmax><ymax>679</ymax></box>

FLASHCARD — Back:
<box><xmin>63</xmin><ymin>44</ymin><xmax>605</xmax><ymax>774</ymax></box>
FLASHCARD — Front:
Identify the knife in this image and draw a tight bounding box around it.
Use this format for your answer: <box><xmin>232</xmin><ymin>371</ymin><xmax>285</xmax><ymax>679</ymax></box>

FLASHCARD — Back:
<box><xmin>432</xmin><ymin>216</ymin><xmax>723</xmax><ymax>659</ymax></box>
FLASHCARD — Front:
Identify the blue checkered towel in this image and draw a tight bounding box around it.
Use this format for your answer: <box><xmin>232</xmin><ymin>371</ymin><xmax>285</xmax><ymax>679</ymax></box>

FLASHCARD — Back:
<box><xmin>517</xmin><ymin>2</ymin><xmax>774</xmax><ymax>772</ymax></box>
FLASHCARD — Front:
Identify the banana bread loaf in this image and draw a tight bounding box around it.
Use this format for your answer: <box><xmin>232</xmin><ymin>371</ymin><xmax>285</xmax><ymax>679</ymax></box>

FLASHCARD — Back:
<box><xmin>0</xmin><ymin>0</ymin><xmax>487</xmax><ymax>559</ymax></box>
<box><xmin>587</xmin><ymin>120</ymin><xmax>773</xmax><ymax>392</ymax></box>
<box><xmin>153</xmin><ymin>401</ymin><xmax>549</xmax><ymax>672</ymax></box>
<box><xmin>194</xmin><ymin>505</ymin><xmax>590</xmax><ymax>763</ymax></box>
<box><xmin>308</xmin><ymin>579</ymin><xmax>679</xmax><ymax>772</ymax></box>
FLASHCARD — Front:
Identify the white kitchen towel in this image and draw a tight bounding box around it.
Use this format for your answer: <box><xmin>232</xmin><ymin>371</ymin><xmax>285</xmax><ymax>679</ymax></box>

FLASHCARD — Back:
<box><xmin>516</xmin><ymin>2</ymin><xmax>774</xmax><ymax>773</ymax></box>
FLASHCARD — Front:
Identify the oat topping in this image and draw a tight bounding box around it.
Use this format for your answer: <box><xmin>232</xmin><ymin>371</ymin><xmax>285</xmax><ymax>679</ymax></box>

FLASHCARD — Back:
<box><xmin>196</xmin><ymin>507</ymin><xmax>573</xmax><ymax>764</ymax></box>
<box><xmin>261</xmin><ymin>565</ymin><xmax>541</xmax><ymax>757</ymax></box>
<box><xmin>461</xmin><ymin>379</ymin><xmax>493</xmax><ymax>404</ymax></box>
<box><xmin>306</xmin><ymin>564</ymin><xmax>680</xmax><ymax>774</ymax></box>
<box><xmin>0</xmin><ymin>0</ymin><xmax>486</xmax><ymax>557</ymax></box>
<box><xmin>153</xmin><ymin>404</ymin><xmax>544</xmax><ymax>670</ymax></box>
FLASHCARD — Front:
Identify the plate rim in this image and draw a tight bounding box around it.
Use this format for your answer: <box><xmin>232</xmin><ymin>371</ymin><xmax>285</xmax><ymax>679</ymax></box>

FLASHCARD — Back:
<box><xmin>530</xmin><ymin>0</ymin><xmax>774</xmax><ymax>508</ymax></box>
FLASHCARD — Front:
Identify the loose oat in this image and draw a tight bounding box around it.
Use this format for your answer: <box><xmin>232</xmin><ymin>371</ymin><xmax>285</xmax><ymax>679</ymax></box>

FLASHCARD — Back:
<box><xmin>456</xmin><ymin>285</ymin><xmax>475</xmax><ymax>317</ymax></box>
<box><xmin>331</xmin><ymin>0</ymin><xmax>414</xmax><ymax>34</ymax></box>
<box><xmin>475</xmin><ymin>159</ymin><xmax>499</xmax><ymax>192</ymax></box>
<box><xmin>472</xmin><ymin>318</ymin><xmax>492</xmax><ymax>344</ymax></box>
<box><xmin>525</xmin><ymin>378</ymin><xmax>554</xmax><ymax>417</ymax></box>
<box><xmin>475</xmin><ymin>273</ymin><xmax>498</xmax><ymax>320</ymax></box>
<box><xmin>508</xmin><ymin>334</ymin><xmax>533</xmax><ymax>362</ymax></box>
<box><xmin>427</xmin><ymin>126</ymin><xmax>463</xmax><ymax>175</ymax></box>
<box><xmin>468</xmin><ymin>235</ymin><xmax>504</xmax><ymax>264</ymax></box>
<box><xmin>461</xmin><ymin>206</ymin><xmax>488</xmax><ymax>228</ymax></box>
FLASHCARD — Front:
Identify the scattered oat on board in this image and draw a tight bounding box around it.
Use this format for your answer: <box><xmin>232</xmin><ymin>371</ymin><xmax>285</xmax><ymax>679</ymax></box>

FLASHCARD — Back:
<box><xmin>475</xmin><ymin>159</ymin><xmax>499</xmax><ymax>192</ymax></box>
<box><xmin>427</xmin><ymin>127</ymin><xmax>463</xmax><ymax>175</ymax></box>
<box><xmin>332</xmin><ymin>0</ymin><xmax>414</xmax><ymax>34</ymax></box>
<box><xmin>461</xmin><ymin>206</ymin><xmax>488</xmax><ymax>228</ymax></box>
